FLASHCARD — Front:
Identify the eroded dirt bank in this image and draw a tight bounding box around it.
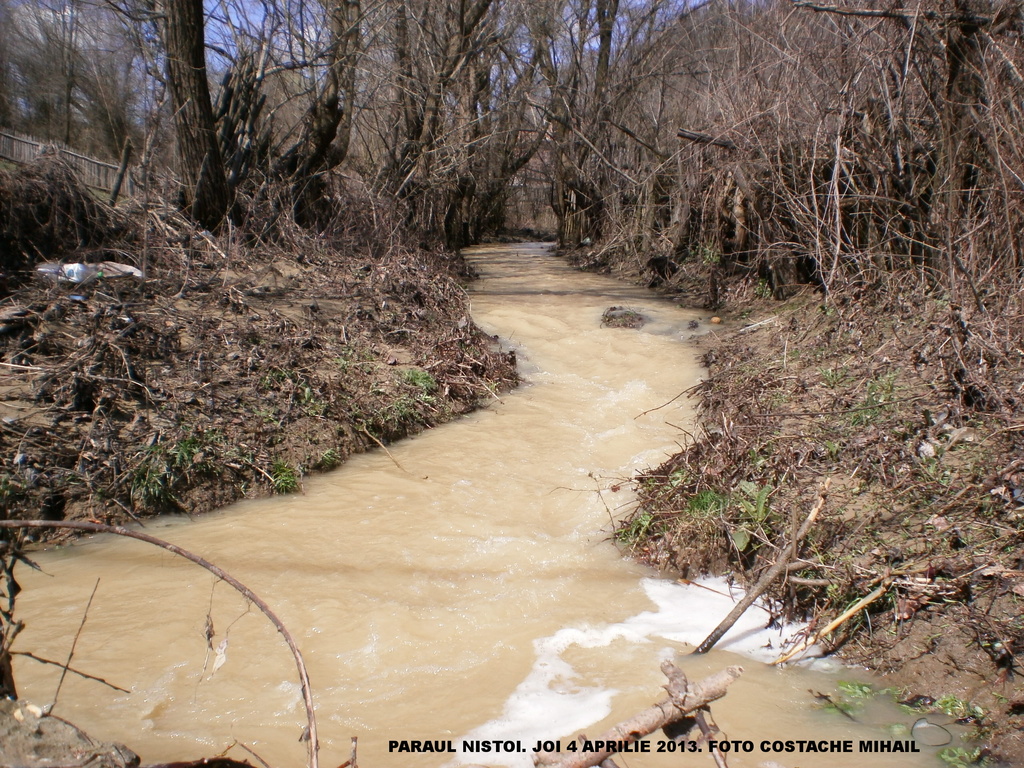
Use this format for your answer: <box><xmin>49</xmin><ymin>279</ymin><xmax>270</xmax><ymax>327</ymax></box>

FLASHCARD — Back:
<box><xmin>0</xmin><ymin>161</ymin><xmax>516</xmax><ymax>529</ymax></box>
<box><xmin>575</xmin><ymin>246</ymin><xmax>1024</xmax><ymax>766</ymax></box>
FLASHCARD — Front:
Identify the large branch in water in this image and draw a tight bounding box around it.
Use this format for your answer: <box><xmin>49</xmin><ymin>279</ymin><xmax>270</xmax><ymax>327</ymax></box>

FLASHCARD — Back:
<box><xmin>533</xmin><ymin>663</ymin><xmax>743</xmax><ymax>768</ymax></box>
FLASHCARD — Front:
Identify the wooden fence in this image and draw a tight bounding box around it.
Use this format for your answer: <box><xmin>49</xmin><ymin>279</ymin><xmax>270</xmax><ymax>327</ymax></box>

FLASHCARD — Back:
<box><xmin>0</xmin><ymin>129</ymin><xmax>136</xmax><ymax>198</ymax></box>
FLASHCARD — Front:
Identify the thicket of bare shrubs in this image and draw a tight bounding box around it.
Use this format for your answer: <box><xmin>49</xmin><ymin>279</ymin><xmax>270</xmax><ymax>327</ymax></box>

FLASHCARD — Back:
<box><xmin>573</xmin><ymin>0</ymin><xmax>1024</xmax><ymax>317</ymax></box>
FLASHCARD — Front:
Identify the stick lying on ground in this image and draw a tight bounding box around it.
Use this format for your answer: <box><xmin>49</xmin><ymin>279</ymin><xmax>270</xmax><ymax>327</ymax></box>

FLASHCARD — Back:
<box><xmin>773</xmin><ymin>581</ymin><xmax>889</xmax><ymax>665</ymax></box>
<box><xmin>533</xmin><ymin>662</ymin><xmax>743</xmax><ymax>768</ymax></box>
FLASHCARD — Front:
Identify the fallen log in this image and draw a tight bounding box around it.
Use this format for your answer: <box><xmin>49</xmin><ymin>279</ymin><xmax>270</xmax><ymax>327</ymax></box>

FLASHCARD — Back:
<box><xmin>533</xmin><ymin>663</ymin><xmax>743</xmax><ymax>768</ymax></box>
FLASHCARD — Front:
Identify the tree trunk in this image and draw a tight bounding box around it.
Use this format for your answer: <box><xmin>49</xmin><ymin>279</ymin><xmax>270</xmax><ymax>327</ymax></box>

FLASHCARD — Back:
<box><xmin>163</xmin><ymin>0</ymin><xmax>231</xmax><ymax>230</ymax></box>
<box><xmin>275</xmin><ymin>0</ymin><xmax>361</xmax><ymax>217</ymax></box>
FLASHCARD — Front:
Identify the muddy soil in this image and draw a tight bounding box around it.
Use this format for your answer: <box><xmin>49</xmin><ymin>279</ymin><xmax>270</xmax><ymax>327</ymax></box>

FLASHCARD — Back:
<box><xmin>0</xmin><ymin>699</ymin><xmax>139</xmax><ymax>768</ymax></box>
<box><xmin>578</xmin><ymin>245</ymin><xmax>1024</xmax><ymax>765</ymax></box>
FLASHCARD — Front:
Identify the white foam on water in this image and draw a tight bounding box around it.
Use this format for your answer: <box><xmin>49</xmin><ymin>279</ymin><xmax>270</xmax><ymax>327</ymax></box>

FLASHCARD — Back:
<box><xmin>629</xmin><ymin>577</ymin><xmax>801</xmax><ymax>661</ymax></box>
<box><xmin>451</xmin><ymin>576</ymin><xmax>809</xmax><ymax>767</ymax></box>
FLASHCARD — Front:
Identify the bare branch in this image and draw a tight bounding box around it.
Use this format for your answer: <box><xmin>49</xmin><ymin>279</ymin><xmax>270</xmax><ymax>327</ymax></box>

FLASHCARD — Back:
<box><xmin>0</xmin><ymin>520</ymin><xmax>319</xmax><ymax>768</ymax></box>
<box><xmin>534</xmin><ymin>663</ymin><xmax>743</xmax><ymax>768</ymax></box>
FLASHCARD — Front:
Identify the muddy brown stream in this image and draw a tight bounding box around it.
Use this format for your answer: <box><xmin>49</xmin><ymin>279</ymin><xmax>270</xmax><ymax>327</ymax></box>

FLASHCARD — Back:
<box><xmin>12</xmin><ymin>244</ymin><xmax>949</xmax><ymax>767</ymax></box>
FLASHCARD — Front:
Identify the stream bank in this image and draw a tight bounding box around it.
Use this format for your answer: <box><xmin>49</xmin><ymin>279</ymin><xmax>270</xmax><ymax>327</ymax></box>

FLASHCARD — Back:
<box><xmin>0</xmin><ymin>159</ymin><xmax>516</xmax><ymax>531</ymax></box>
<box><xmin>0</xmin><ymin>157</ymin><xmax>1013</xmax><ymax>766</ymax></box>
<box><xmin>573</xmin><ymin>245</ymin><xmax>1024</xmax><ymax>766</ymax></box>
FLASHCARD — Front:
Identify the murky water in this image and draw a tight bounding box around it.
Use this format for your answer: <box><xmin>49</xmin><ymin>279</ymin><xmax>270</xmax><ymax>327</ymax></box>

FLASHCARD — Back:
<box><xmin>12</xmin><ymin>244</ymin><xmax>950</xmax><ymax>767</ymax></box>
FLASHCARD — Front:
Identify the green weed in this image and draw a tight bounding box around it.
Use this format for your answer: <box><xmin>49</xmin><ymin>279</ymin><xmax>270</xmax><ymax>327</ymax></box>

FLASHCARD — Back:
<box><xmin>939</xmin><ymin>747</ymin><xmax>985</xmax><ymax>767</ymax></box>
<box><xmin>667</xmin><ymin>467</ymin><xmax>692</xmax><ymax>490</ymax></box>
<box><xmin>819</xmin><ymin>366</ymin><xmax>850</xmax><ymax>388</ymax></box>
<box><xmin>380</xmin><ymin>394</ymin><xmax>420</xmax><ymax>426</ymax></box>
<box><xmin>729</xmin><ymin>481</ymin><xmax>775</xmax><ymax>551</ymax></box>
<box><xmin>299</xmin><ymin>384</ymin><xmax>328</xmax><ymax>417</ymax></box>
<box><xmin>131</xmin><ymin>448</ymin><xmax>176</xmax><ymax>508</ymax></box>
<box><xmin>935</xmin><ymin>694</ymin><xmax>984</xmax><ymax>721</ymax></box>
<box><xmin>402</xmin><ymin>367</ymin><xmax>438</xmax><ymax>393</ymax></box>
<box><xmin>270</xmin><ymin>460</ymin><xmax>300</xmax><ymax>494</ymax></box>
<box><xmin>259</xmin><ymin>367</ymin><xmax>297</xmax><ymax>389</ymax></box>
<box><xmin>166</xmin><ymin>431</ymin><xmax>220</xmax><ymax>473</ymax></box>
<box><xmin>130</xmin><ymin>430</ymin><xmax>222</xmax><ymax>508</ymax></box>
<box><xmin>255</xmin><ymin>406</ymin><xmax>281</xmax><ymax>426</ymax></box>
<box><xmin>688</xmin><ymin>489</ymin><xmax>729</xmax><ymax>516</ymax></box>
<box><xmin>735</xmin><ymin>480</ymin><xmax>773</xmax><ymax>524</ymax></box>
<box><xmin>850</xmin><ymin>373</ymin><xmax>898</xmax><ymax>426</ymax></box>
<box><xmin>919</xmin><ymin>457</ymin><xmax>952</xmax><ymax>485</ymax></box>
<box><xmin>837</xmin><ymin>680</ymin><xmax>875</xmax><ymax>699</ymax></box>
<box><xmin>692</xmin><ymin>243</ymin><xmax>721</xmax><ymax>265</ymax></box>
<box><xmin>334</xmin><ymin>346</ymin><xmax>377</xmax><ymax>373</ymax></box>
<box><xmin>616</xmin><ymin>509</ymin><xmax>657</xmax><ymax>546</ymax></box>
<box><xmin>370</xmin><ymin>369</ymin><xmax>440</xmax><ymax>428</ymax></box>
<box><xmin>748</xmin><ymin>448</ymin><xmax>770</xmax><ymax>471</ymax></box>
<box><xmin>314</xmin><ymin>448</ymin><xmax>342</xmax><ymax>471</ymax></box>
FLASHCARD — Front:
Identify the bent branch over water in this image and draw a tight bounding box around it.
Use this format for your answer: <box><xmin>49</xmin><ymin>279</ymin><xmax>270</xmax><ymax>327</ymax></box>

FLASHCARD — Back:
<box><xmin>0</xmin><ymin>519</ymin><xmax>319</xmax><ymax>768</ymax></box>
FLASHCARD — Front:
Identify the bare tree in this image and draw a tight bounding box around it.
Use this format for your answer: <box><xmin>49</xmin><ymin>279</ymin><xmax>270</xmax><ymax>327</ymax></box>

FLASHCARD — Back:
<box><xmin>0</xmin><ymin>0</ymin><xmax>11</xmax><ymax>127</ymax></box>
<box><xmin>274</xmin><ymin>0</ymin><xmax>362</xmax><ymax>221</ymax></box>
<box><xmin>162</xmin><ymin>0</ymin><xmax>231</xmax><ymax>229</ymax></box>
<box><xmin>374</xmin><ymin>0</ymin><xmax>500</xmax><ymax>239</ymax></box>
<box><xmin>350</xmin><ymin>0</ymin><xmax>551</xmax><ymax>245</ymax></box>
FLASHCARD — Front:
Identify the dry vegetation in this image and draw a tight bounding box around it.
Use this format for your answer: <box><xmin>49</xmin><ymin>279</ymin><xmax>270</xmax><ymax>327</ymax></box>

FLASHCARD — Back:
<box><xmin>612</xmin><ymin>291</ymin><xmax>1024</xmax><ymax>761</ymax></box>
<box><xmin>567</xmin><ymin>1</ymin><xmax>1024</xmax><ymax>761</ymax></box>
